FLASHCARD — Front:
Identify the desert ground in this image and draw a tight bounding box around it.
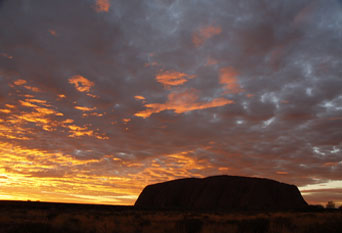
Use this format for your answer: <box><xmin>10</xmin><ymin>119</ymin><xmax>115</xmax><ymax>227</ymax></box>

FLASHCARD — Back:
<box><xmin>0</xmin><ymin>201</ymin><xmax>341</xmax><ymax>233</ymax></box>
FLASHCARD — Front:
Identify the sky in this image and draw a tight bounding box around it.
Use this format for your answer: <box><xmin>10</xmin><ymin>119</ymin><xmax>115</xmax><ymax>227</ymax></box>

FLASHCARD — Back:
<box><xmin>0</xmin><ymin>0</ymin><xmax>341</xmax><ymax>206</ymax></box>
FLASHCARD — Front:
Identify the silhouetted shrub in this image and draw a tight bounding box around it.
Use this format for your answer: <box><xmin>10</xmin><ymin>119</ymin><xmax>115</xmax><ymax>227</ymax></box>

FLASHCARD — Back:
<box><xmin>272</xmin><ymin>216</ymin><xmax>295</xmax><ymax>231</ymax></box>
<box><xmin>2</xmin><ymin>201</ymin><xmax>342</xmax><ymax>233</ymax></box>
<box><xmin>326</xmin><ymin>201</ymin><xmax>335</xmax><ymax>209</ymax></box>
<box><xmin>176</xmin><ymin>218</ymin><xmax>203</xmax><ymax>233</ymax></box>
<box><xmin>8</xmin><ymin>223</ymin><xmax>52</xmax><ymax>233</ymax></box>
<box><xmin>307</xmin><ymin>205</ymin><xmax>324</xmax><ymax>211</ymax></box>
<box><xmin>238</xmin><ymin>218</ymin><xmax>269</xmax><ymax>233</ymax></box>
<box><xmin>303</xmin><ymin>219</ymin><xmax>342</xmax><ymax>233</ymax></box>
<box><xmin>47</xmin><ymin>212</ymin><xmax>58</xmax><ymax>220</ymax></box>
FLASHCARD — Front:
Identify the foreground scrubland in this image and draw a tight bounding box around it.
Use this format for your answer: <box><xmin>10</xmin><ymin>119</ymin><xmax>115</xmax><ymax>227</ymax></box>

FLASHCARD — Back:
<box><xmin>0</xmin><ymin>201</ymin><xmax>341</xmax><ymax>233</ymax></box>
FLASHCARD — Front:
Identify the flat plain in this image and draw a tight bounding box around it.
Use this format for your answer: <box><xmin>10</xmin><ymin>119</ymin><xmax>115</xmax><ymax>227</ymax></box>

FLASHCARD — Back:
<box><xmin>0</xmin><ymin>201</ymin><xmax>341</xmax><ymax>233</ymax></box>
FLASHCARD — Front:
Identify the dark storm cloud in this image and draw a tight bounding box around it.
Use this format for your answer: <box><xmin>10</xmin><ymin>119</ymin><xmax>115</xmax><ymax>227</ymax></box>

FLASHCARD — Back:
<box><xmin>0</xmin><ymin>0</ymin><xmax>341</xmax><ymax>204</ymax></box>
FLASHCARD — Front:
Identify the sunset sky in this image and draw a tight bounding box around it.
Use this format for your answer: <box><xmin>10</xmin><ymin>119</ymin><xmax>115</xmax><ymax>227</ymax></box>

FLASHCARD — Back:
<box><xmin>0</xmin><ymin>0</ymin><xmax>341</xmax><ymax>206</ymax></box>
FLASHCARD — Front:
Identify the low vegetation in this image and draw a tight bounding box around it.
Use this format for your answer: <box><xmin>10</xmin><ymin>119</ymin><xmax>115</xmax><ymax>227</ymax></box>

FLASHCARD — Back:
<box><xmin>0</xmin><ymin>201</ymin><xmax>341</xmax><ymax>233</ymax></box>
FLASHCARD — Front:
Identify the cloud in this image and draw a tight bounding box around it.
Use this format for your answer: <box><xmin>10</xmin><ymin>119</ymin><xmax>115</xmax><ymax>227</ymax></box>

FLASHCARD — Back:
<box><xmin>74</xmin><ymin>106</ymin><xmax>96</xmax><ymax>111</ymax></box>
<box><xmin>135</xmin><ymin>88</ymin><xmax>233</xmax><ymax>118</ymax></box>
<box><xmin>0</xmin><ymin>0</ymin><xmax>341</xmax><ymax>205</ymax></box>
<box><xmin>131</xmin><ymin>151</ymin><xmax>210</xmax><ymax>183</ymax></box>
<box><xmin>68</xmin><ymin>75</ymin><xmax>94</xmax><ymax>93</ymax></box>
<box><xmin>24</xmin><ymin>85</ymin><xmax>41</xmax><ymax>92</ymax></box>
<box><xmin>13</xmin><ymin>79</ymin><xmax>27</xmax><ymax>86</ymax></box>
<box><xmin>219</xmin><ymin>67</ymin><xmax>244</xmax><ymax>93</ymax></box>
<box><xmin>0</xmin><ymin>108</ymin><xmax>11</xmax><ymax>113</ymax></box>
<box><xmin>48</xmin><ymin>29</ymin><xmax>57</xmax><ymax>36</ymax></box>
<box><xmin>192</xmin><ymin>25</ymin><xmax>222</xmax><ymax>47</ymax></box>
<box><xmin>156</xmin><ymin>71</ymin><xmax>195</xmax><ymax>87</ymax></box>
<box><xmin>68</xmin><ymin>124</ymin><xmax>94</xmax><ymax>137</ymax></box>
<box><xmin>134</xmin><ymin>95</ymin><xmax>145</xmax><ymax>100</ymax></box>
<box><xmin>58</xmin><ymin>94</ymin><xmax>66</xmax><ymax>98</ymax></box>
<box><xmin>0</xmin><ymin>52</ymin><xmax>13</xmax><ymax>60</ymax></box>
<box><xmin>94</xmin><ymin>0</ymin><xmax>110</xmax><ymax>12</ymax></box>
<box><xmin>122</xmin><ymin>118</ymin><xmax>131</xmax><ymax>123</ymax></box>
<box><xmin>0</xmin><ymin>141</ymin><xmax>136</xmax><ymax>204</ymax></box>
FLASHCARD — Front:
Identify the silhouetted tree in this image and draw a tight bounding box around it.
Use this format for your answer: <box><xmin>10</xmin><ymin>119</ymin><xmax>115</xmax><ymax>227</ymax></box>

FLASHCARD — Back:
<box><xmin>308</xmin><ymin>204</ymin><xmax>324</xmax><ymax>211</ymax></box>
<box><xmin>326</xmin><ymin>201</ymin><xmax>335</xmax><ymax>209</ymax></box>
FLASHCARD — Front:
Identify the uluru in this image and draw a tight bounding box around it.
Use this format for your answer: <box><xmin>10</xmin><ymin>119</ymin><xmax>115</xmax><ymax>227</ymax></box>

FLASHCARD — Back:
<box><xmin>135</xmin><ymin>175</ymin><xmax>308</xmax><ymax>211</ymax></box>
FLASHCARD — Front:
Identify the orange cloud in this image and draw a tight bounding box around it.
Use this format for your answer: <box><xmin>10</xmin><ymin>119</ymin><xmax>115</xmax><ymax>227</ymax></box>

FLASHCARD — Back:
<box><xmin>156</xmin><ymin>71</ymin><xmax>195</xmax><ymax>87</ymax></box>
<box><xmin>48</xmin><ymin>29</ymin><xmax>57</xmax><ymax>36</ymax></box>
<box><xmin>15</xmin><ymin>102</ymin><xmax>64</xmax><ymax>131</ymax></box>
<box><xmin>36</xmin><ymin>107</ymin><xmax>62</xmax><ymax>116</ymax></box>
<box><xmin>0</xmin><ymin>123</ymin><xmax>29</xmax><ymax>140</ymax></box>
<box><xmin>122</xmin><ymin>118</ymin><xmax>131</xmax><ymax>123</ymax></box>
<box><xmin>192</xmin><ymin>25</ymin><xmax>222</xmax><ymax>47</ymax></box>
<box><xmin>89</xmin><ymin>112</ymin><xmax>103</xmax><ymax>117</ymax></box>
<box><xmin>67</xmin><ymin>123</ymin><xmax>108</xmax><ymax>139</ymax></box>
<box><xmin>128</xmin><ymin>151</ymin><xmax>212</xmax><ymax>186</ymax></box>
<box><xmin>144</xmin><ymin>61</ymin><xmax>158</xmax><ymax>67</ymax></box>
<box><xmin>219</xmin><ymin>67</ymin><xmax>244</xmax><ymax>93</ymax></box>
<box><xmin>1</xmin><ymin>52</ymin><xmax>13</xmax><ymax>59</ymax></box>
<box><xmin>322</xmin><ymin>162</ymin><xmax>339</xmax><ymax>167</ymax></box>
<box><xmin>0</xmin><ymin>109</ymin><xmax>11</xmax><ymax>114</ymax></box>
<box><xmin>134</xmin><ymin>95</ymin><xmax>145</xmax><ymax>100</ymax></box>
<box><xmin>19</xmin><ymin>100</ymin><xmax>39</xmax><ymax>108</ymax></box>
<box><xmin>5</xmin><ymin>104</ymin><xmax>15</xmax><ymax>109</ymax></box>
<box><xmin>135</xmin><ymin>89</ymin><xmax>233</xmax><ymax>118</ymax></box>
<box><xmin>218</xmin><ymin>167</ymin><xmax>230</xmax><ymax>171</ymax></box>
<box><xmin>58</xmin><ymin>94</ymin><xmax>66</xmax><ymax>98</ymax></box>
<box><xmin>24</xmin><ymin>94</ymin><xmax>34</xmax><ymax>98</ymax></box>
<box><xmin>206</xmin><ymin>57</ymin><xmax>219</xmax><ymax>66</ymax></box>
<box><xmin>24</xmin><ymin>85</ymin><xmax>41</xmax><ymax>92</ymax></box>
<box><xmin>69</xmin><ymin>75</ymin><xmax>94</xmax><ymax>93</ymax></box>
<box><xmin>276</xmin><ymin>171</ymin><xmax>289</xmax><ymax>175</ymax></box>
<box><xmin>0</xmin><ymin>142</ymin><xmax>136</xmax><ymax>205</ymax></box>
<box><xmin>13</xmin><ymin>79</ymin><xmax>27</xmax><ymax>86</ymax></box>
<box><xmin>68</xmin><ymin>124</ymin><xmax>94</xmax><ymax>137</ymax></box>
<box><xmin>16</xmin><ymin>112</ymin><xmax>50</xmax><ymax>124</ymax></box>
<box><xmin>74</xmin><ymin>106</ymin><xmax>96</xmax><ymax>111</ymax></box>
<box><xmin>6</xmin><ymin>97</ymin><xmax>65</xmax><ymax>133</ymax></box>
<box><xmin>3</xmin><ymin>89</ymin><xmax>108</xmax><ymax>139</ymax></box>
<box><xmin>86</xmin><ymin>93</ymin><xmax>98</xmax><ymax>98</ymax></box>
<box><xmin>20</xmin><ymin>99</ymin><xmax>52</xmax><ymax>110</ymax></box>
<box><xmin>1</xmin><ymin>84</ymin><xmax>108</xmax><ymax>143</ymax></box>
<box><xmin>95</xmin><ymin>0</ymin><xmax>110</xmax><ymax>12</ymax></box>
<box><xmin>26</xmin><ymin>99</ymin><xmax>47</xmax><ymax>104</ymax></box>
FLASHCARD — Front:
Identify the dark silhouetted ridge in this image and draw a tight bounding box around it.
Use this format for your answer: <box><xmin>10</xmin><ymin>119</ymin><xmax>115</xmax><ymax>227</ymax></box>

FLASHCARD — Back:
<box><xmin>135</xmin><ymin>175</ymin><xmax>308</xmax><ymax>211</ymax></box>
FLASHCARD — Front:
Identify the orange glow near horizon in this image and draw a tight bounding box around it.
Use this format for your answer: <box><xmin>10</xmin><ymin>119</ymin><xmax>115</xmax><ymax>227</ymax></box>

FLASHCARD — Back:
<box><xmin>0</xmin><ymin>133</ymin><xmax>340</xmax><ymax>206</ymax></box>
<box><xmin>1</xmin><ymin>139</ymin><xmax>337</xmax><ymax>206</ymax></box>
<box><xmin>0</xmin><ymin>141</ymin><xmax>140</xmax><ymax>205</ymax></box>
<box><xmin>0</xmin><ymin>141</ymin><xmax>216</xmax><ymax>205</ymax></box>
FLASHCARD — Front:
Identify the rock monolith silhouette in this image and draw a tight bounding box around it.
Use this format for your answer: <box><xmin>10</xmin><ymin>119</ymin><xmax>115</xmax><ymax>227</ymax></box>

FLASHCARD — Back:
<box><xmin>135</xmin><ymin>175</ymin><xmax>308</xmax><ymax>211</ymax></box>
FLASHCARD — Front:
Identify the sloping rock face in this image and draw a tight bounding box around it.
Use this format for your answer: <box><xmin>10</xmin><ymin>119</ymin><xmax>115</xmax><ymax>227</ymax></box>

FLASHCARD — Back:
<box><xmin>135</xmin><ymin>175</ymin><xmax>308</xmax><ymax>211</ymax></box>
